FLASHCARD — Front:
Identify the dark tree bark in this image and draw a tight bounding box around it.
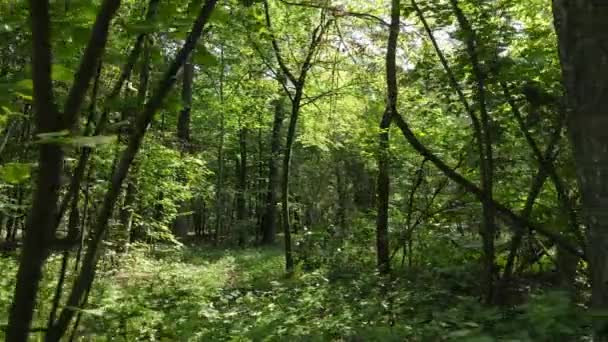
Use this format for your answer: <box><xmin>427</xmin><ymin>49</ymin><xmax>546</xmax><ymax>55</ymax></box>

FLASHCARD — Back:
<box><xmin>552</xmin><ymin>1</ymin><xmax>608</xmax><ymax>337</ymax></box>
<box><xmin>261</xmin><ymin>97</ymin><xmax>285</xmax><ymax>244</ymax></box>
<box><xmin>334</xmin><ymin>159</ymin><xmax>347</xmax><ymax>228</ymax></box>
<box><xmin>115</xmin><ymin>2</ymin><xmax>157</xmax><ymax>250</ymax></box>
<box><xmin>177</xmin><ymin>56</ymin><xmax>194</xmax><ymax>146</ymax></box>
<box><xmin>413</xmin><ymin>0</ymin><xmax>497</xmax><ymax>302</ymax></box>
<box><xmin>47</xmin><ymin>64</ymin><xmax>103</xmax><ymax>330</ymax></box>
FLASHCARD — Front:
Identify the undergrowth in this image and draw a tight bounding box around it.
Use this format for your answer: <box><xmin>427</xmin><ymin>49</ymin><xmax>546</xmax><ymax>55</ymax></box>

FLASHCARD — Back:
<box><xmin>0</xmin><ymin>245</ymin><xmax>591</xmax><ymax>341</ymax></box>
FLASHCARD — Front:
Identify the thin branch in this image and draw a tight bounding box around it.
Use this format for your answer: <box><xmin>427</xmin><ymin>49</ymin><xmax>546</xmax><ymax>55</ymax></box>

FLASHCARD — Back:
<box><xmin>411</xmin><ymin>0</ymin><xmax>474</xmax><ymax>119</ymax></box>
<box><xmin>411</xmin><ymin>0</ymin><xmax>487</xmax><ymax>194</ymax></box>
<box><xmin>0</xmin><ymin>120</ymin><xmax>17</xmax><ymax>156</ymax></box>
<box><xmin>300</xmin><ymin>81</ymin><xmax>355</xmax><ymax>107</ymax></box>
<box><xmin>95</xmin><ymin>0</ymin><xmax>160</xmax><ymax>135</ymax></box>
<box><xmin>298</xmin><ymin>18</ymin><xmax>333</xmax><ymax>86</ymax></box>
<box><xmin>263</xmin><ymin>0</ymin><xmax>298</xmax><ymax>85</ymax></box>
<box><xmin>501</xmin><ymin>114</ymin><xmax>565</xmax><ymax>282</ymax></box>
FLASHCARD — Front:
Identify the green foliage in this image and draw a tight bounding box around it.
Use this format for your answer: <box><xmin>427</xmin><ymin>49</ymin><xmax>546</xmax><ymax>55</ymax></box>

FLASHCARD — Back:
<box><xmin>0</xmin><ymin>162</ymin><xmax>31</xmax><ymax>185</ymax></box>
<box><xmin>0</xmin><ymin>0</ymin><xmax>596</xmax><ymax>340</ymax></box>
<box><xmin>0</xmin><ymin>245</ymin><xmax>590</xmax><ymax>341</ymax></box>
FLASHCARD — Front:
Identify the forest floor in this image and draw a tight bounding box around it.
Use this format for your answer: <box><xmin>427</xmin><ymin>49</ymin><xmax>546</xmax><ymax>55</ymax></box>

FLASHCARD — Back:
<box><xmin>0</xmin><ymin>244</ymin><xmax>589</xmax><ymax>341</ymax></box>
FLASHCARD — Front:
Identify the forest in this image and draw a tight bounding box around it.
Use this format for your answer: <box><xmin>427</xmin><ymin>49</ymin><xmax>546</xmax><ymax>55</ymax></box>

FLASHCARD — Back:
<box><xmin>0</xmin><ymin>0</ymin><xmax>607</xmax><ymax>340</ymax></box>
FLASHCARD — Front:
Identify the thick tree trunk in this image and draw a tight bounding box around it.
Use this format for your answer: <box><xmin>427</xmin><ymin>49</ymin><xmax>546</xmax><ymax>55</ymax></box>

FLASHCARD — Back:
<box><xmin>552</xmin><ymin>1</ymin><xmax>608</xmax><ymax>337</ymax></box>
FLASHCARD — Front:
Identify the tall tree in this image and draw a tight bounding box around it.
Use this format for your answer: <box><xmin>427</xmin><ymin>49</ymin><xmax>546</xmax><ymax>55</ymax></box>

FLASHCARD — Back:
<box><xmin>552</xmin><ymin>0</ymin><xmax>608</xmax><ymax>337</ymax></box>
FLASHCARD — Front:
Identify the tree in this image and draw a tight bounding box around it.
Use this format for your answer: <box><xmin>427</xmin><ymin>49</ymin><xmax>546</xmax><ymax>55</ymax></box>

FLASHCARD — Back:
<box><xmin>262</xmin><ymin>0</ymin><xmax>332</xmax><ymax>272</ymax></box>
<box><xmin>552</xmin><ymin>0</ymin><xmax>608</xmax><ymax>337</ymax></box>
<box><xmin>260</xmin><ymin>94</ymin><xmax>285</xmax><ymax>244</ymax></box>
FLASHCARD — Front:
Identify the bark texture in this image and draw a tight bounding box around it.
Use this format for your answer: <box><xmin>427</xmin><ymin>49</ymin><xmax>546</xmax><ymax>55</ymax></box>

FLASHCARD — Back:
<box><xmin>552</xmin><ymin>1</ymin><xmax>608</xmax><ymax>337</ymax></box>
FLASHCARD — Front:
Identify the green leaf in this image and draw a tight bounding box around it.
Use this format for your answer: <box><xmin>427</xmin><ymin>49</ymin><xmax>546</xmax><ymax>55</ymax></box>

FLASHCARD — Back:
<box><xmin>209</xmin><ymin>7</ymin><xmax>230</xmax><ymax>24</ymax></box>
<box><xmin>13</xmin><ymin>79</ymin><xmax>34</xmax><ymax>101</ymax></box>
<box><xmin>70</xmin><ymin>26</ymin><xmax>91</xmax><ymax>45</ymax></box>
<box><xmin>193</xmin><ymin>47</ymin><xmax>218</xmax><ymax>66</ymax></box>
<box><xmin>0</xmin><ymin>163</ymin><xmax>32</xmax><ymax>184</ymax></box>
<box><xmin>52</xmin><ymin>64</ymin><xmax>73</xmax><ymax>82</ymax></box>
<box><xmin>15</xmin><ymin>79</ymin><xmax>33</xmax><ymax>91</ymax></box>
<box><xmin>128</xmin><ymin>21</ymin><xmax>158</xmax><ymax>34</ymax></box>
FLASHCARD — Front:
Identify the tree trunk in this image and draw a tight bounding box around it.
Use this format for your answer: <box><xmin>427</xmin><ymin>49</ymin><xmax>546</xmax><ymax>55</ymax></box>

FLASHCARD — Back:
<box><xmin>177</xmin><ymin>56</ymin><xmax>193</xmax><ymax>146</ymax></box>
<box><xmin>214</xmin><ymin>47</ymin><xmax>226</xmax><ymax>244</ymax></box>
<box><xmin>335</xmin><ymin>159</ymin><xmax>347</xmax><ymax>229</ymax></box>
<box><xmin>119</xmin><ymin>181</ymin><xmax>137</xmax><ymax>250</ymax></box>
<box><xmin>174</xmin><ymin>56</ymin><xmax>194</xmax><ymax>240</ymax></box>
<box><xmin>7</xmin><ymin>2</ymin><xmax>65</xmax><ymax>338</ymax></box>
<box><xmin>376</xmin><ymin>0</ymin><xmax>400</xmax><ymax>274</ymax></box>
<box><xmin>376</xmin><ymin>115</ymin><xmax>391</xmax><ymax>274</ymax></box>
<box><xmin>281</xmin><ymin>91</ymin><xmax>303</xmax><ymax>273</ymax></box>
<box><xmin>236</xmin><ymin>125</ymin><xmax>248</xmax><ymax>245</ymax></box>
<box><xmin>552</xmin><ymin>1</ymin><xmax>608</xmax><ymax>337</ymax></box>
<box><xmin>261</xmin><ymin>97</ymin><xmax>284</xmax><ymax>245</ymax></box>
<box><xmin>8</xmin><ymin>0</ymin><xmax>121</xmax><ymax>338</ymax></box>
